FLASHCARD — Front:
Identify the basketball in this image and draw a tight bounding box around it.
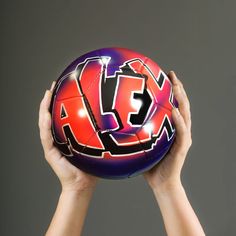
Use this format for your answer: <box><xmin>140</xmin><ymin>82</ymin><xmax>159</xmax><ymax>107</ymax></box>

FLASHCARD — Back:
<box><xmin>50</xmin><ymin>47</ymin><xmax>177</xmax><ymax>179</ymax></box>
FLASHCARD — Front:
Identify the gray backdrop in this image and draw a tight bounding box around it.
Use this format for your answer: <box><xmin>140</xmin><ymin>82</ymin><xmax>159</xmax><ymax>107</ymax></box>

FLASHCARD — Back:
<box><xmin>1</xmin><ymin>0</ymin><xmax>236</xmax><ymax>235</ymax></box>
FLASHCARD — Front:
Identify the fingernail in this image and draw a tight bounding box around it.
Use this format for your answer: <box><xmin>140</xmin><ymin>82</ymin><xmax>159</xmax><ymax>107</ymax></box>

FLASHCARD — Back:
<box><xmin>169</xmin><ymin>70</ymin><xmax>176</xmax><ymax>77</ymax></box>
<box><xmin>44</xmin><ymin>90</ymin><xmax>50</xmax><ymax>98</ymax></box>
<box><xmin>174</xmin><ymin>107</ymin><xmax>180</xmax><ymax>116</ymax></box>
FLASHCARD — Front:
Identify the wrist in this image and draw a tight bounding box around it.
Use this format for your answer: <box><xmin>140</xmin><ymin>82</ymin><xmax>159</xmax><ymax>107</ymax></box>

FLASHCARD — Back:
<box><xmin>151</xmin><ymin>179</ymin><xmax>184</xmax><ymax>196</ymax></box>
<box><xmin>61</xmin><ymin>187</ymin><xmax>95</xmax><ymax>197</ymax></box>
<box><xmin>59</xmin><ymin>187</ymin><xmax>95</xmax><ymax>208</ymax></box>
<box><xmin>61</xmin><ymin>177</ymin><xmax>97</xmax><ymax>194</ymax></box>
<box><xmin>61</xmin><ymin>184</ymin><xmax>96</xmax><ymax>198</ymax></box>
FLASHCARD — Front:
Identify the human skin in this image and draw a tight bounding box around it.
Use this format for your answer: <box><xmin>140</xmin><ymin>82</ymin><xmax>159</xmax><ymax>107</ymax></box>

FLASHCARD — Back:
<box><xmin>144</xmin><ymin>71</ymin><xmax>205</xmax><ymax>236</ymax></box>
<box><xmin>38</xmin><ymin>71</ymin><xmax>205</xmax><ymax>236</ymax></box>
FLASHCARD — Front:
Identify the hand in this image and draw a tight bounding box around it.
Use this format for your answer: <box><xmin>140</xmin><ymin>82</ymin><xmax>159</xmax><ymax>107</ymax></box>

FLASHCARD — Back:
<box><xmin>144</xmin><ymin>71</ymin><xmax>192</xmax><ymax>192</ymax></box>
<box><xmin>38</xmin><ymin>81</ymin><xmax>98</xmax><ymax>193</ymax></box>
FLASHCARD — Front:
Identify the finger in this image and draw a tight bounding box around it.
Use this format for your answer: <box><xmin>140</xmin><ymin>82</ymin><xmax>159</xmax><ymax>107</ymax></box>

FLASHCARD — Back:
<box><xmin>50</xmin><ymin>81</ymin><xmax>56</xmax><ymax>92</ymax></box>
<box><xmin>168</xmin><ymin>71</ymin><xmax>181</xmax><ymax>87</ymax></box>
<box><xmin>172</xmin><ymin>108</ymin><xmax>187</xmax><ymax>142</ymax></box>
<box><xmin>168</xmin><ymin>71</ymin><xmax>191</xmax><ymax>131</ymax></box>
<box><xmin>170</xmin><ymin>108</ymin><xmax>191</xmax><ymax>164</ymax></box>
<box><xmin>172</xmin><ymin>84</ymin><xmax>191</xmax><ymax>130</ymax></box>
<box><xmin>39</xmin><ymin>90</ymin><xmax>52</xmax><ymax>126</ymax></box>
<box><xmin>171</xmin><ymin>108</ymin><xmax>191</xmax><ymax>157</ymax></box>
<box><xmin>168</xmin><ymin>71</ymin><xmax>187</xmax><ymax>99</ymax></box>
<box><xmin>175</xmin><ymin>80</ymin><xmax>191</xmax><ymax>131</ymax></box>
<box><xmin>168</xmin><ymin>71</ymin><xmax>190</xmax><ymax>108</ymax></box>
<box><xmin>180</xmin><ymin>85</ymin><xmax>191</xmax><ymax>130</ymax></box>
<box><xmin>38</xmin><ymin>90</ymin><xmax>54</xmax><ymax>152</ymax></box>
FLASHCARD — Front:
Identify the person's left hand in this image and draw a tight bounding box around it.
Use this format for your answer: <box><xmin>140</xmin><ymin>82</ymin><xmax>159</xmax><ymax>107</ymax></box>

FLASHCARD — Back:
<box><xmin>143</xmin><ymin>71</ymin><xmax>192</xmax><ymax>192</ymax></box>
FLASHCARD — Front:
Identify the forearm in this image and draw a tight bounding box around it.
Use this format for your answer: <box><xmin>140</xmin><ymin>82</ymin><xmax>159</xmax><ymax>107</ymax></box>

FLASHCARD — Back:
<box><xmin>153</xmin><ymin>182</ymin><xmax>205</xmax><ymax>236</ymax></box>
<box><xmin>45</xmin><ymin>188</ymin><xmax>94</xmax><ymax>236</ymax></box>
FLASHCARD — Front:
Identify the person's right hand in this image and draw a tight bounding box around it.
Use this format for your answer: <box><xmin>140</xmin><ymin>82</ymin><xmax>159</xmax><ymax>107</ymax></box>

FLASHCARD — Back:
<box><xmin>38</xmin><ymin>82</ymin><xmax>98</xmax><ymax>193</ymax></box>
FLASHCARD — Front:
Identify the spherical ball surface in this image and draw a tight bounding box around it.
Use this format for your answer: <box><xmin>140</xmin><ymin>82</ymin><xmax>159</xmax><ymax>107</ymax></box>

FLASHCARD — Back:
<box><xmin>50</xmin><ymin>47</ymin><xmax>177</xmax><ymax>179</ymax></box>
